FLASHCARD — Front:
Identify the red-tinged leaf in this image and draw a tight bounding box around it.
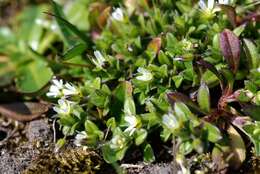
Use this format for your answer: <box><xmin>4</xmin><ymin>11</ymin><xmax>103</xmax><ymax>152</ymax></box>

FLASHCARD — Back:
<box><xmin>167</xmin><ymin>92</ymin><xmax>206</xmax><ymax>115</ymax></box>
<box><xmin>147</xmin><ymin>37</ymin><xmax>162</xmax><ymax>54</ymax></box>
<box><xmin>97</xmin><ymin>6</ymin><xmax>111</xmax><ymax>29</ymax></box>
<box><xmin>196</xmin><ymin>59</ymin><xmax>225</xmax><ymax>90</ymax></box>
<box><xmin>220</xmin><ymin>29</ymin><xmax>241</xmax><ymax>73</ymax></box>
<box><xmin>0</xmin><ymin>102</ymin><xmax>49</xmax><ymax>122</ymax></box>
<box><xmin>239</xmin><ymin>13</ymin><xmax>260</xmax><ymax>25</ymax></box>
<box><xmin>218</xmin><ymin>5</ymin><xmax>237</xmax><ymax>27</ymax></box>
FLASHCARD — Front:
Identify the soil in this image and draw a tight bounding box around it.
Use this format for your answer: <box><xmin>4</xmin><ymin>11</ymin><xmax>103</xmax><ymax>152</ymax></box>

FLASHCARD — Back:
<box><xmin>0</xmin><ymin>116</ymin><xmax>176</xmax><ymax>174</ymax></box>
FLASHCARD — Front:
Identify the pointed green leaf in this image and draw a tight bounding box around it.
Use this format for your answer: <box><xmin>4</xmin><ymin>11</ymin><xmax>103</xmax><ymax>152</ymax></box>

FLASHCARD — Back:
<box><xmin>135</xmin><ymin>129</ymin><xmax>147</xmax><ymax>146</ymax></box>
<box><xmin>63</xmin><ymin>43</ymin><xmax>87</xmax><ymax>60</ymax></box>
<box><xmin>243</xmin><ymin>123</ymin><xmax>260</xmax><ymax>156</ymax></box>
<box><xmin>143</xmin><ymin>144</ymin><xmax>155</xmax><ymax>163</ymax></box>
<box><xmin>197</xmin><ymin>82</ymin><xmax>210</xmax><ymax>113</ymax></box>
<box><xmin>243</xmin><ymin>39</ymin><xmax>259</xmax><ymax>69</ymax></box>
<box><xmin>204</xmin><ymin>122</ymin><xmax>222</xmax><ymax>143</ymax></box>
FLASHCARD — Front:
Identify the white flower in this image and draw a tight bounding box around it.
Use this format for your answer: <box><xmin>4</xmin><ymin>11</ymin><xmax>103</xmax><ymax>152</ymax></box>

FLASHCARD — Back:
<box><xmin>74</xmin><ymin>131</ymin><xmax>88</xmax><ymax>146</ymax></box>
<box><xmin>63</xmin><ymin>82</ymin><xmax>80</xmax><ymax>96</ymax></box>
<box><xmin>136</xmin><ymin>67</ymin><xmax>153</xmax><ymax>81</ymax></box>
<box><xmin>93</xmin><ymin>50</ymin><xmax>106</xmax><ymax>68</ymax></box>
<box><xmin>47</xmin><ymin>78</ymin><xmax>80</xmax><ymax>98</ymax></box>
<box><xmin>46</xmin><ymin>78</ymin><xmax>64</xmax><ymax>98</ymax></box>
<box><xmin>53</xmin><ymin>98</ymin><xmax>73</xmax><ymax>115</ymax></box>
<box><xmin>162</xmin><ymin>112</ymin><xmax>179</xmax><ymax>131</ymax></box>
<box><xmin>198</xmin><ymin>0</ymin><xmax>220</xmax><ymax>15</ymax></box>
<box><xmin>199</xmin><ymin>0</ymin><xmax>229</xmax><ymax>15</ymax></box>
<box><xmin>199</xmin><ymin>0</ymin><xmax>215</xmax><ymax>11</ymax></box>
<box><xmin>110</xmin><ymin>135</ymin><xmax>126</xmax><ymax>149</ymax></box>
<box><xmin>111</xmin><ymin>8</ymin><xmax>124</xmax><ymax>21</ymax></box>
<box><xmin>124</xmin><ymin>115</ymin><xmax>139</xmax><ymax>136</ymax></box>
<box><xmin>218</xmin><ymin>0</ymin><xmax>229</xmax><ymax>4</ymax></box>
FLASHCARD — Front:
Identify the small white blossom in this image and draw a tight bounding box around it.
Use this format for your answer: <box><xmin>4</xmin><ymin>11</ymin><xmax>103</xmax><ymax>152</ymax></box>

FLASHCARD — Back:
<box><xmin>199</xmin><ymin>0</ymin><xmax>230</xmax><ymax>15</ymax></box>
<box><xmin>110</xmin><ymin>135</ymin><xmax>126</xmax><ymax>149</ymax></box>
<box><xmin>63</xmin><ymin>82</ymin><xmax>80</xmax><ymax>96</ymax></box>
<box><xmin>136</xmin><ymin>67</ymin><xmax>153</xmax><ymax>81</ymax></box>
<box><xmin>199</xmin><ymin>0</ymin><xmax>215</xmax><ymax>11</ymax></box>
<box><xmin>124</xmin><ymin>115</ymin><xmax>139</xmax><ymax>136</ymax></box>
<box><xmin>74</xmin><ymin>131</ymin><xmax>88</xmax><ymax>146</ymax></box>
<box><xmin>111</xmin><ymin>8</ymin><xmax>124</xmax><ymax>21</ymax></box>
<box><xmin>93</xmin><ymin>50</ymin><xmax>106</xmax><ymax>68</ymax></box>
<box><xmin>53</xmin><ymin>98</ymin><xmax>73</xmax><ymax>115</ymax></box>
<box><xmin>47</xmin><ymin>78</ymin><xmax>80</xmax><ymax>98</ymax></box>
<box><xmin>218</xmin><ymin>0</ymin><xmax>229</xmax><ymax>4</ymax></box>
<box><xmin>162</xmin><ymin>112</ymin><xmax>179</xmax><ymax>131</ymax></box>
<box><xmin>46</xmin><ymin>78</ymin><xmax>64</xmax><ymax>98</ymax></box>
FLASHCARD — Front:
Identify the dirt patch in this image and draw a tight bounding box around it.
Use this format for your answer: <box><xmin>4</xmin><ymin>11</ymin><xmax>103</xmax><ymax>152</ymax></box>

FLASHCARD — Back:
<box><xmin>0</xmin><ymin>117</ymin><xmax>179</xmax><ymax>174</ymax></box>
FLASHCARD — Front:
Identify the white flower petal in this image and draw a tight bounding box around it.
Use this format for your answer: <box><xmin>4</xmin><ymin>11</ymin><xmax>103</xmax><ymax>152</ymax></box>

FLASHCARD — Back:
<box><xmin>218</xmin><ymin>0</ymin><xmax>229</xmax><ymax>4</ymax></box>
<box><xmin>162</xmin><ymin>113</ymin><xmax>178</xmax><ymax>130</ymax></box>
<box><xmin>111</xmin><ymin>8</ymin><xmax>124</xmax><ymax>21</ymax></box>
<box><xmin>199</xmin><ymin>0</ymin><xmax>207</xmax><ymax>10</ymax></box>
<box><xmin>208</xmin><ymin>0</ymin><xmax>215</xmax><ymax>10</ymax></box>
<box><xmin>93</xmin><ymin>50</ymin><xmax>106</xmax><ymax>68</ymax></box>
<box><xmin>52</xmin><ymin>79</ymin><xmax>63</xmax><ymax>89</ymax></box>
<box><xmin>136</xmin><ymin>67</ymin><xmax>153</xmax><ymax>81</ymax></box>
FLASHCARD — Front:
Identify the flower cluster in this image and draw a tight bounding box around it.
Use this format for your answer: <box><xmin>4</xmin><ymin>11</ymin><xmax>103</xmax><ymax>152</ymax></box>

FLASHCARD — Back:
<box><xmin>46</xmin><ymin>77</ymin><xmax>81</xmax><ymax>98</ymax></box>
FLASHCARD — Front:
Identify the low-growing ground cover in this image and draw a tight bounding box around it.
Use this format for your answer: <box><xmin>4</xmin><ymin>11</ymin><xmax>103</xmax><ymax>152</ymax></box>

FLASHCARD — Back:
<box><xmin>0</xmin><ymin>0</ymin><xmax>259</xmax><ymax>173</ymax></box>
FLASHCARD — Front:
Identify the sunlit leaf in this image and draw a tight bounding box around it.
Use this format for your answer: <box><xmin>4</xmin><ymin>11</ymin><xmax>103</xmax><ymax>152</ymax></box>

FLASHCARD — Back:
<box><xmin>197</xmin><ymin>82</ymin><xmax>210</xmax><ymax>113</ymax></box>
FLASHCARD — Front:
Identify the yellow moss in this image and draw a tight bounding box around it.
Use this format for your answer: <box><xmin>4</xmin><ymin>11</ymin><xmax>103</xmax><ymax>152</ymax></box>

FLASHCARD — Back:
<box><xmin>23</xmin><ymin>147</ymin><xmax>102</xmax><ymax>174</ymax></box>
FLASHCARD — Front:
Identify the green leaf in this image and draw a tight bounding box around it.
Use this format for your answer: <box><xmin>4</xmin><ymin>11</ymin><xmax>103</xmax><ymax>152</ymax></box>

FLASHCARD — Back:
<box><xmin>158</xmin><ymin>50</ymin><xmax>170</xmax><ymax>65</ymax></box>
<box><xmin>55</xmin><ymin>138</ymin><xmax>66</xmax><ymax>151</ymax></box>
<box><xmin>63</xmin><ymin>43</ymin><xmax>87</xmax><ymax>60</ymax></box>
<box><xmin>172</xmin><ymin>75</ymin><xmax>183</xmax><ymax>88</ymax></box>
<box><xmin>174</xmin><ymin>102</ymin><xmax>192</xmax><ymax>121</ymax></box>
<box><xmin>135</xmin><ymin>129</ymin><xmax>147</xmax><ymax>146</ymax></box>
<box><xmin>102</xmin><ymin>144</ymin><xmax>118</xmax><ymax>163</ymax></box>
<box><xmin>197</xmin><ymin>82</ymin><xmax>210</xmax><ymax>113</ymax></box>
<box><xmin>143</xmin><ymin>144</ymin><xmax>155</xmax><ymax>163</ymax></box>
<box><xmin>50</xmin><ymin>1</ymin><xmax>91</xmax><ymax>45</ymax></box>
<box><xmin>51</xmin><ymin>0</ymin><xmax>74</xmax><ymax>46</ymax></box>
<box><xmin>111</xmin><ymin>81</ymin><xmax>133</xmax><ymax>117</ymax></box>
<box><xmin>243</xmin><ymin>123</ymin><xmax>260</xmax><ymax>156</ymax></box>
<box><xmin>89</xmin><ymin>89</ymin><xmax>108</xmax><ymax>107</ymax></box>
<box><xmin>16</xmin><ymin>60</ymin><xmax>53</xmax><ymax>93</ymax></box>
<box><xmin>179</xmin><ymin>141</ymin><xmax>193</xmax><ymax>155</ymax></box>
<box><xmin>242</xmin><ymin>105</ymin><xmax>260</xmax><ymax>121</ymax></box>
<box><xmin>203</xmin><ymin>122</ymin><xmax>222</xmax><ymax>143</ymax></box>
<box><xmin>85</xmin><ymin>120</ymin><xmax>99</xmax><ymax>133</ymax></box>
<box><xmin>243</xmin><ymin>39</ymin><xmax>259</xmax><ymax>69</ymax></box>
<box><xmin>124</xmin><ymin>96</ymin><xmax>136</xmax><ymax>115</ymax></box>
<box><xmin>106</xmin><ymin>117</ymin><xmax>117</xmax><ymax>129</ymax></box>
<box><xmin>167</xmin><ymin>92</ymin><xmax>206</xmax><ymax>115</ymax></box>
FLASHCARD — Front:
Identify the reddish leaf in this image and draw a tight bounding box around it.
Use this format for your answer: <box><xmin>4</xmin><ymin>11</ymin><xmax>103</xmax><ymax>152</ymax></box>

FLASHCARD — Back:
<box><xmin>220</xmin><ymin>29</ymin><xmax>241</xmax><ymax>73</ymax></box>
<box><xmin>98</xmin><ymin>6</ymin><xmax>111</xmax><ymax>29</ymax></box>
<box><xmin>167</xmin><ymin>92</ymin><xmax>206</xmax><ymax>115</ymax></box>
<box><xmin>0</xmin><ymin>102</ymin><xmax>49</xmax><ymax>121</ymax></box>
<box><xmin>196</xmin><ymin>59</ymin><xmax>225</xmax><ymax>90</ymax></box>
<box><xmin>218</xmin><ymin>5</ymin><xmax>237</xmax><ymax>27</ymax></box>
<box><xmin>147</xmin><ymin>37</ymin><xmax>162</xmax><ymax>54</ymax></box>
